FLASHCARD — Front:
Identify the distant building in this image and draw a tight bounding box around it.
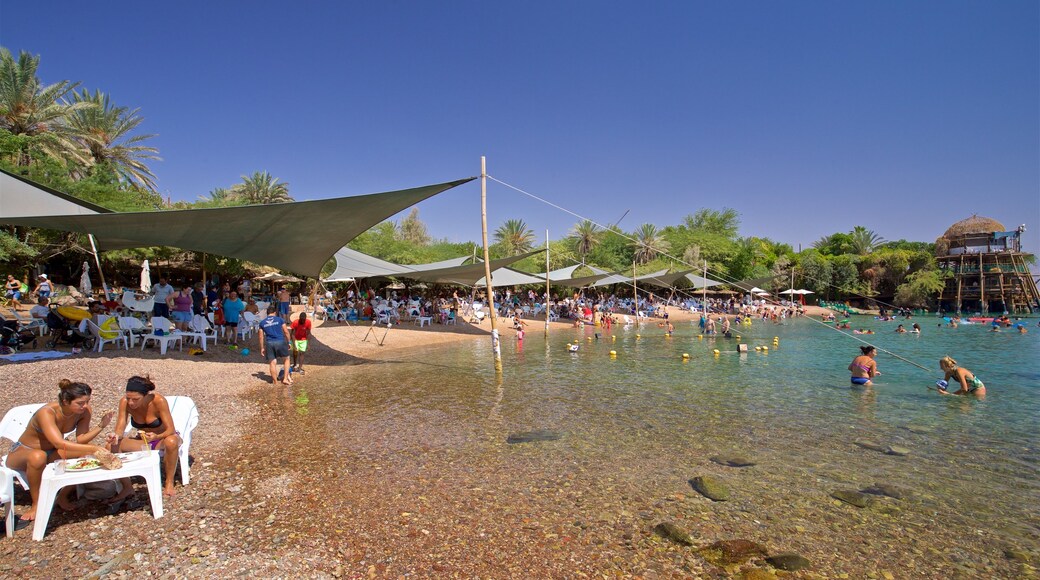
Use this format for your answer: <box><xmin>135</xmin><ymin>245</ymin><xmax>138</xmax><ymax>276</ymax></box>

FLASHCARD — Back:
<box><xmin>935</xmin><ymin>215</ymin><xmax>1039</xmax><ymax>314</ymax></box>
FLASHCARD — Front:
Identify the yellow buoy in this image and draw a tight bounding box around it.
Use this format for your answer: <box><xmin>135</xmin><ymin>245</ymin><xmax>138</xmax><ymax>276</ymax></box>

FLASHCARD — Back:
<box><xmin>609</xmin><ymin>350</ymin><xmax>617</xmax><ymax>356</ymax></box>
<box><xmin>755</xmin><ymin>346</ymin><xmax>762</xmax><ymax>351</ymax></box>
<box><xmin>773</xmin><ymin>337</ymin><xmax>779</xmax><ymax>341</ymax></box>
<box><xmin>682</xmin><ymin>353</ymin><xmax>690</xmax><ymax>359</ymax></box>
<box><xmin>611</xmin><ymin>335</ymin><xmax>617</xmax><ymax>341</ymax></box>
<box><xmin>713</xmin><ymin>349</ymin><xmax>720</xmax><ymax>355</ymax></box>
<box><xmin>587</xmin><ymin>336</ymin><xmax>592</xmax><ymax>341</ymax></box>
<box><xmin>762</xmin><ymin>346</ymin><xmax>769</xmax><ymax>351</ymax></box>
<box><xmin>698</xmin><ymin>335</ymin><xmax>703</xmax><ymax>340</ymax></box>
<box><xmin>735</xmin><ymin>336</ymin><xmax>741</xmax><ymax>341</ymax></box>
<box><xmin>636</xmin><ymin>334</ymin><xmax>641</xmax><ymax>338</ymax></box>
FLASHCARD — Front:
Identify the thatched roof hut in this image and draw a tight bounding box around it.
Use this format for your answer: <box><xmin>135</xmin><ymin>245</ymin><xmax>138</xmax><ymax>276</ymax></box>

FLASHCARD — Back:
<box><xmin>935</xmin><ymin>214</ymin><xmax>1007</xmax><ymax>256</ymax></box>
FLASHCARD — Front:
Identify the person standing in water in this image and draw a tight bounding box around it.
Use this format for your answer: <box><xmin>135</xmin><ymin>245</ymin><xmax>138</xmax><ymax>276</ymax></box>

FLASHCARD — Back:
<box><xmin>848</xmin><ymin>345</ymin><xmax>880</xmax><ymax>386</ymax></box>
<box><xmin>937</xmin><ymin>356</ymin><xmax>985</xmax><ymax>397</ymax></box>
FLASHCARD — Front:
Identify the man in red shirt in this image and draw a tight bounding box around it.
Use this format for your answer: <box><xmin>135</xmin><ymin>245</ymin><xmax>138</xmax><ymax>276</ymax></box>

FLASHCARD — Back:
<box><xmin>290</xmin><ymin>312</ymin><xmax>312</xmax><ymax>373</ymax></box>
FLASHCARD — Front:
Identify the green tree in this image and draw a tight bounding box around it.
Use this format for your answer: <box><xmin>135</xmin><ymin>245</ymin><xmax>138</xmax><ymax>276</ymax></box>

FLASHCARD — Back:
<box><xmin>812</xmin><ymin>232</ymin><xmax>853</xmax><ymax>255</ymax></box>
<box><xmin>684</xmin><ymin>208</ymin><xmax>740</xmax><ymax>238</ymax></box>
<box><xmin>66</xmin><ymin>89</ymin><xmax>160</xmax><ymax>192</ymax></box>
<box><xmin>398</xmin><ymin>207</ymin><xmax>430</xmax><ymax>246</ymax></box>
<box><xmin>631</xmin><ymin>223</ymin><xmax>670</xmax><ymax>265</ymax></box>
<box><xmin>798</xmin><ymin>251</ymin><xmax>833</xmax><ymax>297</ymax></box>
<box><xmin>493</xmin><ymin>219</ymin><xmax>534</xmax><ymax>256</ymax></box>
<box><xmin>231</xmin><ymin>171</ymin><xmax>292</xmax><ymax>204</ymax></box>
<box><xmin>894</xmin><ymin>269</ymin><xmax>946</xmax><ymax>308</ymax></box>
<box><xmin>569</xmin><ymin>219</ymin><xmax>600</xmax><ymax>263</ymax></box>
<box><xmin>0</xmin><ymin>47</ymin><xmax>90</xmax><ymax>165</ymax></box>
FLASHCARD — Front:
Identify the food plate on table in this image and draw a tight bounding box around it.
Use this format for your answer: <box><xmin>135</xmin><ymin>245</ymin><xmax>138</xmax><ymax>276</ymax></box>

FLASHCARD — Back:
<box><xmin>65</xmin><ymin>457</ymin><xmax>102</xmax><ymax>471</ymax></box>
<box><xmin>114</xmin><ymin>452</ymin><xmax>146</xmax><ymax>463</ymax></box>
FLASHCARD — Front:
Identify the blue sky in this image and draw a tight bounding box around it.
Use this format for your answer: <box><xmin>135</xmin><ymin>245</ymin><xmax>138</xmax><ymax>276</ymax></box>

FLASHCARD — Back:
<box><xmin>2</xmin><ymin>1</ymin><xmax>1037</xmax><ymax>256</ymax></box>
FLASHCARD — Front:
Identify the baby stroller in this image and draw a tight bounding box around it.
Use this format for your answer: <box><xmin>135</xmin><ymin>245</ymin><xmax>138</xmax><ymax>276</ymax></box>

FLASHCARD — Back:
<box><xmin>45</xmin><ymin>309</ymin><xmax>95</xmax><ymax>350</ymax></box>
<box><xmin>0</xmin><ymin>318</ymin><xmax>38</xmax><ymax>352</ymax></box>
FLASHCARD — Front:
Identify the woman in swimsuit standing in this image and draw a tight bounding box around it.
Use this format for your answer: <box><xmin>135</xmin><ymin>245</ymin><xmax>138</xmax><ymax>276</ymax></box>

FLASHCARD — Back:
<box><xmin>937</xmin><ymin>356</ymin><xmax>986</xmax><ymax>398</ymax></box>
<box><xmin>111</xmin><ymin>376</ymin><xmax>181</xmax><ymax>497</ymax></box>
<box><xmin>848</xmin><ymin>345</ymin><xmax>880</xmax><ymax>386</ymax></box>
<box><xmin>5</xmin><ymin>379</ymin><xmax>113</xmax><ymax>528</ymax></box>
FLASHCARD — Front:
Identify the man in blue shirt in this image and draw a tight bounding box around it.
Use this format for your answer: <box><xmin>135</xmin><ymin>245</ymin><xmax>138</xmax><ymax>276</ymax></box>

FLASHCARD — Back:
<box><xmin>258</xmin><ymin>305</ymin><xmax>293</xmax><ymax>385</ymax></box>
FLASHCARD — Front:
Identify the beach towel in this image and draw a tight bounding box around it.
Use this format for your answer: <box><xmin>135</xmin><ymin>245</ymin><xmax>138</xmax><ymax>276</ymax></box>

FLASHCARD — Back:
<box><xmin>0</xmin><ymin>350</ymin><xmax>73</xmax><ymax>362</ymax></box>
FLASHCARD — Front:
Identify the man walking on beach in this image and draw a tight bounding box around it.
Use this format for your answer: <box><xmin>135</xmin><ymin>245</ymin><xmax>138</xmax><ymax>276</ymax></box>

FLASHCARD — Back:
<box><xmin>290</xmin><ymin>312</ymin><xmax>311</xmax><ymax>374</ymax></box>
<box><xmin>258</xmin><ymin>305</ymin><xmax>293</xmax><ymax>385</ymax></box>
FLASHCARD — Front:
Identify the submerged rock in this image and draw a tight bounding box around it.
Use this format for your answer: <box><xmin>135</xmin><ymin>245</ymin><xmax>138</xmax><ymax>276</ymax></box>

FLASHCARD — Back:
<box><xmin>853</xmin><ymin>440</ymin><xmax>888</xmax><ymax>453</ymax></box>
<box><xmin>653</xmin><ymin>521</ymin><xmax>694</xmax><ymax>546</ymax></box>
<box><xmin>700</xmin><ymin>539</ymin><xmax>768</xmax><ymax>565</ymax></box>
<box><xmin>506</xmin><ymin>430</ymin><xmax>562</xmax><ymax>444</ymax></box>
<box><xmin>885</xmin><ymin>445</ymin><xmax>911</xmax><ymax>456</ymax></box>
<box><xmin>766</xmin><ymin>553</ymin><xmax>812</xmax><ymax>571</ymax></box>
<box><xmin>904</xmin><ymin>424</ymin><xmax>934</xmax><ymax>434</ymax></box>
<box><xmin>830</xmin><ymin>489</ymin><xmax>875</xmax><ymax>508</ymax></box>
<box><xmin>862</xmin><ymin>483</ymin><xmax>906</xmax><ymax>500</ymax></box>
<box><xmin>711</xmin><ymin>454</ymin><xmax>757</xmax><ymax>467</ymax></box>
<box><xmin>1004</xmin><ymin>548</ymin><xmax>1032</xmax><ymax>563</ymax></box>
<box><xmin>689</xmin><ymin>476</ymin><xmax>730</xmax><ymax>501</ymax></box>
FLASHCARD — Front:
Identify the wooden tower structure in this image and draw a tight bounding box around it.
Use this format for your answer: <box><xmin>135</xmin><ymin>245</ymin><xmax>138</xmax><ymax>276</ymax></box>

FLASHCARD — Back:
<box><xmin>935</xmin><ymin>215</ymin><xmax>1039</xmax><ymax>315</ymax></box>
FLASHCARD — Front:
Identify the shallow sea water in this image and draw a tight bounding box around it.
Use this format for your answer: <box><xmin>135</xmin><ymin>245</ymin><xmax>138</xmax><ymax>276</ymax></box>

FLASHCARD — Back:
<box><xmin>255</xmin><ymin>316</ymin><xmax>1039</xmax><ymax>576</ymax></box>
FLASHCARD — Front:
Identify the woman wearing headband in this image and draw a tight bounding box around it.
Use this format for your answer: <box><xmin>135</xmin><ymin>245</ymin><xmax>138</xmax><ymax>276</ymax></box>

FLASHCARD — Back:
<box><xmin>110</xmin><ymin>376</ymin><xmax>182</xmax><ymax>497</ymax></box>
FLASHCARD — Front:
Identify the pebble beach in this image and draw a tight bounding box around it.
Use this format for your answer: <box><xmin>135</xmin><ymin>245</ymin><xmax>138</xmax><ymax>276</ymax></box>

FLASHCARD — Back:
<box><xmin>1</xmin><ymin>306</ymin><xmax>1036</xmax><ymax>579</ymax></box>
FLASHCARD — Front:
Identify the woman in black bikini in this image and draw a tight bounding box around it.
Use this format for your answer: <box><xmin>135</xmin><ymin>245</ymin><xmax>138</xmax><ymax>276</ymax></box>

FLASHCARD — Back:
<box><xmin>5</xmin><ymin>379</ymin><xmax>113</xmax><ymax>528</ymax></box>
<box><xmin>111</xmin><ymin>376</ymin><xmax>181</xmax><ymax>497</ymax></box>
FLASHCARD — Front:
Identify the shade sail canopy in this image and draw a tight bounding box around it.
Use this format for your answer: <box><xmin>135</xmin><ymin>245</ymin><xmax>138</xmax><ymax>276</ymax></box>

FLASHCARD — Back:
<box><xmin>0</xmin><ymin>173</ymin><xmax>475</xmax><ymax>277</ymax></box>
<box><xmin>539</xmin><ymin>264</ymin><xmax>581</xmax><ymax>281</ymax></box>
<box><xmin>1</xmin><ymin>168</ymin><xmax>111</xmax><ymax>217</ymax></box>
<box><xmin>324</xmin><ymin>247</ymin><xmax>470</xmax><ymax>282</ymax></box>
<box><xmin>533</xmin><ymin>264</ymin><xmax>617</xmax><ymax>287</ymax></box>
<box><xmin>402</xmin><ymin>250</ymin><xmax>545</xmax><ymax>285</ymax></box>
<box><xmin>592</xmin><ymin>268</ymin><xmax>670</xmax><ymax>287</ymax></box>
<box><xmin>639</xmin><ymin>269</ymin><xmax>696</xmax><ymax>288</ymax></box>
<box><xmin>254</xmin><ymin>272</ymin><xmax>303</xmax><ymax>283</ymax></box>
<box><xmin>474</xmin><ymin>267</ymin><xmax>547</xmax><ymax>287</ymax></box>
<box><xmin>685</xmin><ymin>274</ymin><xmax>725</xmax><ymax>289</ymax></box>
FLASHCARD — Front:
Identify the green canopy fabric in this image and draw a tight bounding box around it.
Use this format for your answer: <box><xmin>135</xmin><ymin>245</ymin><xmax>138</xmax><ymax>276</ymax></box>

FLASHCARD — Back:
<box><xmin>324</xmin><ymin>247</ymin><xmax>470</xmax><ymax>282</ymax></box>
<box><xmin>1</xmin><ymin>168</ymin><xmax>111</xmax><ymax>216</ymax></box>
<box><xmin>0</xmin><ymin>175</ymin><xmax>474</xmax><ymax>277</ymax></box>
<box><xmin>402</xmin><ymin>250</ymin><xmax>545</xmax><ymax>286</ymax></box>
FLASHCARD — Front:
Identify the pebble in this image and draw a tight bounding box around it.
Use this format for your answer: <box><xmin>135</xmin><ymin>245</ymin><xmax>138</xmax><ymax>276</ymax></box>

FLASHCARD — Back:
<box><xmin>652</xmin><ymin>522</ymin><xmax>694</xmax><ymax>546</ymax></box>
<box><xmin>506</xmin><ymin>430</ymin><xmax>563</xmax><ymax>444</ymax></box>
<box><xmin>766</xmin><ymin>552</ymin><xmax>812</xmax><ymax>571</ymax></box>
<box><xmin>710</xmin><ymin>454</ymin><xmax>757</xmax><ymax>467</ymax></box>
<box><xmin>861</xmin><ymin>483</ymin><xmax>906</xmax><ymax>500</ymax></box>
<box><xmin>689</xmin><ymin>476</ymin><xmax>730</xmax><ymax>501</ymax></box>
<box><xmin>830</xmin><ymin>490</ymin><xmax>875</xmax><ymax>508</ymax></box>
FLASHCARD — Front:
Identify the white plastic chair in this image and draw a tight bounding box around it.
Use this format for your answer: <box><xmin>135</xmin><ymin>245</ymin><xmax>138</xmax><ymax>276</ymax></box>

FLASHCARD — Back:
<box><xmin>82</xmin><ymin>318</ymin><xmax>129</xmax><ymax>352</ymax></box>
<box><xmin>0</xmin><ymin>403</ymin><xmax>47</xmax><ymax>491</ymax></box>
<box><xmin>121</xmin><ymin>395</ymin><xmax>199</xmax><ymax>485</ymax></box>
<box><xmin>0</xmin><ymin>466</ymin><xmax>14</xmax><ymax>537</ymax></box>
<box><xmin>118</xmin><ymin>316</ymin><xmax>148</xmax><ymax>347</ymax></box>
<box><xmin>3</xmin><ymin>308</ymin><xmax>47</xmax><ymax>336</ymax></box>
<box><xmin>188</xmin><ymin>314</ymin><xmax>219</xmax><ymax>348</ymax></box>
<box><xmin>237</xmin><ymin>312</ymin><xmax>257</xmax><ymax>340</ymax></box>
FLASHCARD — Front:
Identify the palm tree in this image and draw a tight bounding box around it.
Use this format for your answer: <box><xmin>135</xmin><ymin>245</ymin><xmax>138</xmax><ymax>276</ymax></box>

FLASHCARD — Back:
<box><xmin>198</xmin><ymin>187</ymin><xmax>237</xmax><ymax>206</ymax></box>
<box><xmin>569</xmin><ymin>219</ymin><xmax>600</xmax><ymax>262</ymax></box>
<box><xmin>231</xmin><ymin>171</ymin><xmax>292</xmax><ymax>204</ymax></box>
<box><xmin>493</xmin><ymin>219</ymin><xmax>534</xmax><ymax>256</ymax></box>
<box><xmin>632</xmin><ymin>223</ymin><xmax>670</xmax><ymax>265</ymax></box>
<box><xmin>849</xmin><ymin>226</ymin><xmax>885</xmax><ymax>255</ymax></box>
<box><xmin>683</xmin><ymin>208</ymin><xmax>740</xmax><ymax>238</ymax></box>
<box><xmin>66</xmin><ymin>89</ymin><xmax>160</xmax><ymax>192</ymax></box>
<box><xmin>0</xmin><ymin>48</ymin><xmax>90</xmax><ymax>165</ymax></box>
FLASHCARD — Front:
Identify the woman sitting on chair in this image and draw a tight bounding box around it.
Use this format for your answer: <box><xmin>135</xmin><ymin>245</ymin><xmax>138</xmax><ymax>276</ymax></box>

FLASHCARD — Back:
<box><xmin>111</xmin><ymin>376</ymin><xmax>181</xmax><ymax>497</ymax></box>
<box><xmin>5</xmin><ymin>379</ymin><xmax>113</xmax><ymax>529</ymax></box>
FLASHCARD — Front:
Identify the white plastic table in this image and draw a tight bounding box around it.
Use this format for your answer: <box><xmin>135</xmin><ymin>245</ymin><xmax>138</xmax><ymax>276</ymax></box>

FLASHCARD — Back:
<box><xmin>140</xmin><ymin>332</ymin><xmax>182</xmax><ymax>355</ymax></box>
<box><xmin>173</xmin><ymin>330</ymin><xmax>208</xmax><ymax>351</ymax></box>
<box><xmin>33</xmin><ymin>452</ymin><xmax>163</xmax><ymax>540</ymax></box>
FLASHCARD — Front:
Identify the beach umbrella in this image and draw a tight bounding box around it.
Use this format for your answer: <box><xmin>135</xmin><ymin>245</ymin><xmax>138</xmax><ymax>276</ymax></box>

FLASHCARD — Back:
<box><xmin>795</xmin><ymin>288</ymin><xmax>814</xmax><ymax>305</ymax></box>
<box><xmin>79</xmin><ymin>261</ymin><xmax>92</xmax><ymax>296</ymax></box>
<box><xmin>779</xmin><ymin>289</ymin><xmax>797</xmax><ymax>295</ymax></box>
<box><xmin>140</xmin><ymin>259</ymin><xmax>152</xmax><ymax>293</ymax></box>
<box><xmin>749</xmin><ymin>287</ymin><xmax>766</xmax><ymax>294</ymax></box>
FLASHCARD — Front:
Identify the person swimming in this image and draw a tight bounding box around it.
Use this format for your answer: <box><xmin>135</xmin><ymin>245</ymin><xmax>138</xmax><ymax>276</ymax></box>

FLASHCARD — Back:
<box><xmin>848</xmin><ymin>345</ymin><xmax>879</xmax><ymax>386</ymax></box>
<box><xmin>936</xmin><ymin>356</ymin><xmax>985</xmax><ymax>397</ymax></box>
